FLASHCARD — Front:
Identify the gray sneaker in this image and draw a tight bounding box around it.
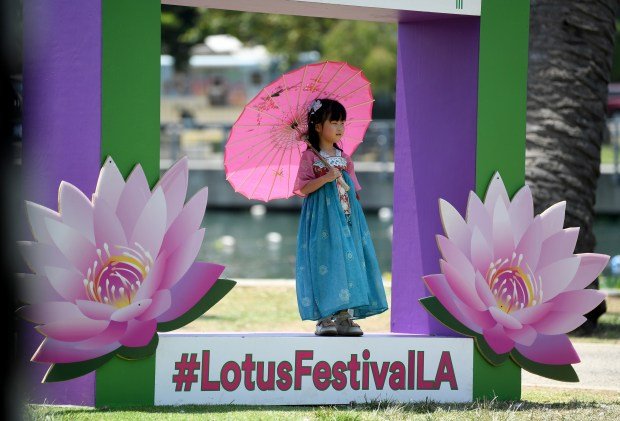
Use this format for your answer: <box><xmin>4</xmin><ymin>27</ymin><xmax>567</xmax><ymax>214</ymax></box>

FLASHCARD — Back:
<box><xmin>335</xmin><ymin>316</ymin><xmax>363</xmax><ymax>336</ymax></box>
<box><xmin>315</xmin><ymin>318</ymin><xmax>338</xmax><ymax>336</ymax></box>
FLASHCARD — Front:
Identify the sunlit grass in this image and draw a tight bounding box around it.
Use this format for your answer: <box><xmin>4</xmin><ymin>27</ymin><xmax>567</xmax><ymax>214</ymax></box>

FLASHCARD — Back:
<box><xmin>181</xmin><ymin>282</ymin><xmax>620</xmax><ymax>344</ymax></box>
<box><xmin>602</xmin><ymin>143</ymin><xmax>618</xmax><ymax>164</ymax></box>
<box><xmin>25</xmin><ymin>285</ymin><xmax>620</xmax><ymax>419</ymax></box>
<box><xmin>25</xmin><ymin>387</ymin><xmax>620</xmax><ymax>420</ymax></box>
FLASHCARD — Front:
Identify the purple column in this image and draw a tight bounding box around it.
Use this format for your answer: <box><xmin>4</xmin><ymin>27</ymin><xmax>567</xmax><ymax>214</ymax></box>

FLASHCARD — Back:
<box><xmin>21</xmin><ymin>0</ymin><xmax>101</xmax><ymax>405</ymax></box>
<box><xmin>392</xmin><ymin>17</ymin><xmax>480</xmax><ymax>335</ymax></box>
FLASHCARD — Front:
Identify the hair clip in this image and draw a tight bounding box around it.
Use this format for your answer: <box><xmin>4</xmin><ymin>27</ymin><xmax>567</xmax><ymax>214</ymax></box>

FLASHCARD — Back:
<box><xmin>309</xmin><ymin>99</ymin><xmax>322</xmax><ymax>114</ymax></box>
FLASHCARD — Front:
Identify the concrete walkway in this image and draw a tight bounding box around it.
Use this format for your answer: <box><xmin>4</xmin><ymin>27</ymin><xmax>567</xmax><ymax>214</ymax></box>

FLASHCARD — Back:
<box><xmin>522</xmin><ymin>342</ymin><xmax>620</xmax><ymax>391</ymax></box>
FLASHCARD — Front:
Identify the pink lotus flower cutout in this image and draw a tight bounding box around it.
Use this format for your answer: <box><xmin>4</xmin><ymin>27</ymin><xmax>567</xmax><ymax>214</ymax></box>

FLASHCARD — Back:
<box><xmin>18</xmin><ymin>157</ymin><xmax>224</xmax><ymax>364</ymax></box>
<box><xmin>423</xmin><ymin>173</ymin><xmax>608</xmax><ymax>366</ymax></box>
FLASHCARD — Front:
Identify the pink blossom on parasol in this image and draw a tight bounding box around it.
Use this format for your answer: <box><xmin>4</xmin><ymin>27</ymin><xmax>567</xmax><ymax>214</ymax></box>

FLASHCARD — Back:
<box><xmin>224</xmin><ymin>61</ymin><xmax>374</xmax><ymax>201</ymax></box>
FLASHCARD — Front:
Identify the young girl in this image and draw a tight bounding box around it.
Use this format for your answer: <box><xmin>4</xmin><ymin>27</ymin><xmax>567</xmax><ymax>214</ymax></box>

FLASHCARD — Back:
<box><xmin>294</xmin><ymin>98</ymin><xmax>388</xmax><ymax>336</ymax></box>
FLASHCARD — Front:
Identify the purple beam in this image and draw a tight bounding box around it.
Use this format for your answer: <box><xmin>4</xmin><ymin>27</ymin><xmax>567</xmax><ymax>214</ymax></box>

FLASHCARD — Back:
<box><xmin>21</xmin><ymin>0</ymin><xmax>101</xmax><ymax>406</ymax></box>
<box><xmin>392</xmin><ymin>17</ymin><xmax>480</xmax><ymax>334</ymax></box>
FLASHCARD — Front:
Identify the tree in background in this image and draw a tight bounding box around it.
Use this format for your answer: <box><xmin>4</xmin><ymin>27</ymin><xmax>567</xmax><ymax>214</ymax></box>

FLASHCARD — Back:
<box><xmin>321</xmin><ymin>20</ymin><xmax>397</xmax><ymax>96</ymax></box>
<box><xmin>161</xmin><ymin>6</ymin><xmax>397</xmax><ymax>96</ymax></box>
<box><xmin>526</xmin><ymin>0</ymin><xmax>620</xmax><ymax>331</ymax></box>
<box><xmin>161</xmin><ymin>6</ymin><xmax>201</xmax><ymax>71</ymax></box>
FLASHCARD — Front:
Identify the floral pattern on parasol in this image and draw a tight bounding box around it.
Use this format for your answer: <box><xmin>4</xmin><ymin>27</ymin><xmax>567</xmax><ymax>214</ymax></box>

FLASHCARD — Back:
<box><xmin>224</xmin><ymin>61</ymin><xmax>373</xmax><ymax>201</ymax></box>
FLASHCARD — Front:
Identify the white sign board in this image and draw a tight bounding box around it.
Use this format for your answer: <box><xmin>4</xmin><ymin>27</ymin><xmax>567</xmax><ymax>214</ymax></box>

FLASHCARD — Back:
<box><xmin>155</xmin><ymin>333</ymin><xmax>473</xmax><ymax>405</ymax></box>
<box><xmin>162</xmin><ymin>1</ymin><xmax>481</xmax><ymax>22</ymax></box>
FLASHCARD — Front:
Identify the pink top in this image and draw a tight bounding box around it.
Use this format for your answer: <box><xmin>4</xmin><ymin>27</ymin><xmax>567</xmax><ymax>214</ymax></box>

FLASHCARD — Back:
<box><xmin>293</xmin><ymin>149</ymin><xmax>362</xmax><ymax>197</ymax></box>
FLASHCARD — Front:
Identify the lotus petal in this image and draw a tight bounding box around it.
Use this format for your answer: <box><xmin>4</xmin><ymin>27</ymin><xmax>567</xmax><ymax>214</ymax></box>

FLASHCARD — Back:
<box><xmin>514</xmin><ymin>216</ymin><xmax>542</xmax><ymax>272</ymax></box>
<box><xmin>116</xmin><ymin>164</ymin><xmax>150</xmax><ymax>236</ymax></box>
<box><xmin>482</xmin><ymin>324</ymin><xmax>514</xmax><ymax>354</ymax></box>
<box><xmin>160</xmin><ymin>228</ymin><xmax>205</xmax><ymax>290</ymax></box>
<box><xmin>25</xmin><ymin>201</ymin><xmax>61</xmax><ymax>245</ymax></box>
<box><xmin>536</xmin><ymin>257</ymin><xmax>581</xmax><ymax>301</ymax></box>
<box><xmin>566</xmin><ymin>253</ymin><xmax>610</xmax><ymax>291</ymax></box>
<box><xmin>137</xmin><ymin>289</ymin><xmax>171</xmax><ymax>321</ymax></box>
<box><xmin>93</xmin><ymin>157</ymin><xmax>125</xmax><ymax>210</ymax></box>
<box><xmin>484</xmin><ymin>173</ymin><xmax>510</xmax><ymax>214</ymax></box>
<box><xmin>93</xmin><ymin>197</ymin><xmax>128</xmax><ymax>252</ymax></box>
<box><xmin>508</xmin><ymin>185</ymin><xmax>534</xmax><ymax>246</ymax></box>
<box><xmin>160</xmin><ymin>187</ymin><xmax>208</xmax><ymax>256</ymax></box>
<box><xmin>76</xmin><ymin>300</ymin><xmax>115</xmax><ymax>320</ymax></box>
<box><xmin>440</xmin><ymin>259</ymin><xmax>486</xmax><ymax>312</ymax></box>
<box><xmin>422</xmin><ymin>173</ymin><xmax>609</xmax><ymax>370</ymax></box>
<box><xmin>36</xmin><ymin>317</ymin><xmax>109</xmax><ymax>342</ymax></box>
<box><xmin>551</xmin><ymin>289</ymin><xmax>605</xmax><ymax>314</ymax></box>
<box><xmin>423</xmin><ymin>274</ymin><xmax>482</xmax><ymax>333</ymax></box>
<box><xmin>154</xmin><ymin>157</ymin><xmax>189</xmax><ymax>228</ymax></box>
<box><xmin>439</xmin><ymin>199</ymin><xmax>471</xmax><ymax>257</ymax></box>
<box><xmin>120</xmin><ymin>319</ymin><xmax>157</xmax><ymax>347</ymax></box>
<box><xmin>537</xmin><ymin>228</ymin><xmax>579</xmax><ymax>270</ymax></box>
<box><xmin>505</xmin><ymin>324</ymin><xmax>537</xmax><ymax>346</ymax></box>
<box><xmin>532</xmin><ymin>312</ymin><xmax>587</xmax><ymax>335</ymax></box>
<box><xmin>492</xmin><ymin>199</ymin><xmax>514</xmax><ymax>260</ymax></box>
<box><xmin>539</xmin><ymin>201</ymin><xmax>566</xmax><ymax>240</ymax></box>
<box><xmin>470</xmin><ymin>228</ymin><xmax>493</xmax><ymax>276</ymax></box>
<box><xmin>44</xmin><ymin>266</ymin><xmax>88</xmax><ymax>302</ymax></box>
<box><xmin>130</xmin><ymin>187</ymin><xmax>167</xmax><ymax>259</ymax></box>
<box><xmin>489</xmin><ymin>306</ymin><xmax>523</xmax><ymax>330</ymax></box>
<box><xmin>157</xmin><ymin>262</ymin><xmax>224</xmax><ymax>322</ymax></box>
<box><xmin>33</xmin><ymin>337</ymin><xmax>121</xmax><ymax>364</ymax></box>
<box><xmin>44</xmin><ymin>218</ymin><xmax>98</xmax><ymax>276</ymax></box>
<box><xmin>18</xmin><ymin>156</ymin><xmax>226</xmax><ymax>370</ymax></box>
<box><xmin>59</xmin><ymin>181</ymin><xmax>95</xmax><ymax>244</ymax></box>
<box><xmin>515</xmin><ymin>334</ymin><xmax>580</xmax><ymax>365</ymax></box>
<box><xmin>111</xmin><ymin>299</ymin><xmax>152</xmax><ymax>322</ymax></box>
<box><xmin>17</xmin><ymin>273</ymin><xmax>64</xmax><ymax>305</ymax></box>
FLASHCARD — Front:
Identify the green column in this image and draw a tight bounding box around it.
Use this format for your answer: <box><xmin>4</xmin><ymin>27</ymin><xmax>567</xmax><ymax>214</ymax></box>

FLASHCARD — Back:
<box><xmin>96</xmin><ymin>0</ymin><xmax>160</xmax><ymax>407</ymax></box>
<box><xmin>96</xmin><ymin>355</ymin><xmax>156</xmax><ymax>407</ymax></box>
<box><xmin>474</xmin><ymin>0</ymin><xmax>531</xmax><ymax>400</ymax></box>
<box><xmin>101</xmin><ymin>0</ymin><xmax>160</xmax><ymax>185</ymax></box>
<box><xmin>476</xmin><ymin>0</ymin><xmax>530</xmax><ymax>197</ymax></box>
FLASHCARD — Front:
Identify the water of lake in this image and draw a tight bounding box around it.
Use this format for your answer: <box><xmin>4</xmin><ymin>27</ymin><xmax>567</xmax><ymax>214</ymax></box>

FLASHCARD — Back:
<box><xmin>199</xmin><ymin>210</ymin><xmax>619</xmax><ymax>280</ymax></box>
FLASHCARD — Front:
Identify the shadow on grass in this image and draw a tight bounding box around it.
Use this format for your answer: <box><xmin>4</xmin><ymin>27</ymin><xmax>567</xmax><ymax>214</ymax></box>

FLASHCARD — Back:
<box><xmin>32</xmin><ymin>397</ymin><xmax>619</xmax><ymax>417</ymax></box>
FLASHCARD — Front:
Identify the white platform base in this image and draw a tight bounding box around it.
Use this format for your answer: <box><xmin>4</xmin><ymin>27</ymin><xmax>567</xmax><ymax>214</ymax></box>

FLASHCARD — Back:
<box><xmin>155</xmin><ymin>333</ymin><xmax>473</xmax><ymax>405</ymax></box>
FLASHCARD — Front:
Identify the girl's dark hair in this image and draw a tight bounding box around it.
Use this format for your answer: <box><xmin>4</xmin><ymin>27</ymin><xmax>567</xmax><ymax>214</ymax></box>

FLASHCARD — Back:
<box><xmin>306</xmin><ymin>98</ymin><xmax>346</xmax><ymax>152</ymax></box>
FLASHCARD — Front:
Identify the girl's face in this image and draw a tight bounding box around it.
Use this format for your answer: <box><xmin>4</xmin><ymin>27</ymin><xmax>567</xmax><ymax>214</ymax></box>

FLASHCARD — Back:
<box><xmin>316</xmin><ymin>119</ymin><xmax>345</xmax><ymax>144</ymax></box>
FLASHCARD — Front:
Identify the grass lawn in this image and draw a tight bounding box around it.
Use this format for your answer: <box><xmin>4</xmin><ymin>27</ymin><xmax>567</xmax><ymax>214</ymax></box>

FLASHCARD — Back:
<box><xmin>602</xmin><ymin>143</ymin><xmax>617</xmax><ymax>165</ymax></box>
<box><xmin>25</xmin><ymin>283</ymin><xmax>620</xmax><ymax>419</ymax></box>
<box><xmin>181</xmin><ymin>282</ymin><xmax>620</xmax><ymax>344</ymax></box>
<box><xmin>25</xmin><ymin>387</ymin><xmax>620</xmax><ymax>420</ymax></box>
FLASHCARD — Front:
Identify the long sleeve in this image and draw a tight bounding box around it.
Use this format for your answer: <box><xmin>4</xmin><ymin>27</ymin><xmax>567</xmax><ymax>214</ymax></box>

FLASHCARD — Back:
<box><xmin>293</xmin><ymin>150</ymin><xmax>317</xmax><ymax>197</ymax></box>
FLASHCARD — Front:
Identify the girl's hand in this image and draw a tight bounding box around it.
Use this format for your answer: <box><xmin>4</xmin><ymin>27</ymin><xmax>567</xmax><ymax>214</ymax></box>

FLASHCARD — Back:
<box><xmin>323</xmin><ymin>167</ymin><xmax>341</xmax><ymax>182</ymax></box>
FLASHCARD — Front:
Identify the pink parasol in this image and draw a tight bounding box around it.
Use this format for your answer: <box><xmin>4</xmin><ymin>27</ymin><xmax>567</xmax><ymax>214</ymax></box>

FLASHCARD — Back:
<box><xmin>224</xmin><ymin>61</ymin><xmax>373</xmax><ymax>201</ymax></box>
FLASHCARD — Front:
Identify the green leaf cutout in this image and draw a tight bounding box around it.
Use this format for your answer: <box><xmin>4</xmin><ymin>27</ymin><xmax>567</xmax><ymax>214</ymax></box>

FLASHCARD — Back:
<box><xmin>419</xmin><ymin>296</ymin><xmax>509</xmax><ymax>366</ymax></box>
<box><xmin>473</xmin><ymin>335</ymin><xmax>510</xmax><ymax>366</ymax></box>
<box><xmin>511</xmin><ymin>349</ymin><xmax>579</xmax><ymax>382</ymax></box>
<box><xmin>116</xmin><ymin>332</ymin><xmax>159</xmax><ymax>361</ymax></box>
<box><xmin>43</xmin><ymin>351</ymin><xmax>115</xmax><ymax>383</ymax></box>
<box><xmin>157</xmin><ymin>278</ymin><xmax>236</xmax><ymax>332</ymax></box>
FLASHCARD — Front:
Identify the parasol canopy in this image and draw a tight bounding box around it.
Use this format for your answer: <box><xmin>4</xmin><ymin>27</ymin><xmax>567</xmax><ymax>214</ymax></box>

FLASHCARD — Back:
<box><xmin>224</xmin><ymin>61</ymin><xmax>373</xmax><ymax>201</ymax></box>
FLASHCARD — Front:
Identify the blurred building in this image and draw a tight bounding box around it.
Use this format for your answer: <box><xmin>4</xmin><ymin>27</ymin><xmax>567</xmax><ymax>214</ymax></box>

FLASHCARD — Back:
<box><xmin>166</xmin><ymin>34</ymin><xmax>281</xmax><ymax>106</ymax></box>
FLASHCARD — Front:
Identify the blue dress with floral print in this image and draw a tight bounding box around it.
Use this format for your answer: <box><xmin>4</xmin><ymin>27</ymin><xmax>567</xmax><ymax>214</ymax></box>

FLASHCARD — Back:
<box><xmin>295</xmin><ymin>151</ymin><xmax>388</xmax><ymax>321</ymax></box>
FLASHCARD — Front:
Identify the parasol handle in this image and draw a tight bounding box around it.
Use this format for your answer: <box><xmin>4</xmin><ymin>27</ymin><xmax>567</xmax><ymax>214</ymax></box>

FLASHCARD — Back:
<box><xmin>304</xmin><ymin>141</ymin><xmax>350</xmax><ymax>192</ymax></box>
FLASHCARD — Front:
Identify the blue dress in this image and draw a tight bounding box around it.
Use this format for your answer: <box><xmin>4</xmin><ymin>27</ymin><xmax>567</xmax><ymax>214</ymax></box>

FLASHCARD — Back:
<box><xmin>295</xmin><ymin>151</ymin><xmax>388</xmax><ymax>321</ymax></box>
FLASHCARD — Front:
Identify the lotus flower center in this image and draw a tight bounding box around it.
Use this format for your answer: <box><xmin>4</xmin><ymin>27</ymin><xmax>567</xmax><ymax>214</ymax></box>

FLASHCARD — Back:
<box><xmin>83</xmin><ymin>243</ymin><xmax>152</xmax><ymax>308</ymax></box>
<box><xmin>487</xmin><ymin>252</ymin><xmax>542</xmax><ymax>314</ymax></box>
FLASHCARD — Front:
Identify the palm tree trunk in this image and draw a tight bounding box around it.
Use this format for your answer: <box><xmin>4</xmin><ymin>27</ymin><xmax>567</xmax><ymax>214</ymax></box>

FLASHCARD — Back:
<box><xmin>526</xmin><ymin>0</ymin><xmax>620</xmax><ymax>329</ymax></box>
